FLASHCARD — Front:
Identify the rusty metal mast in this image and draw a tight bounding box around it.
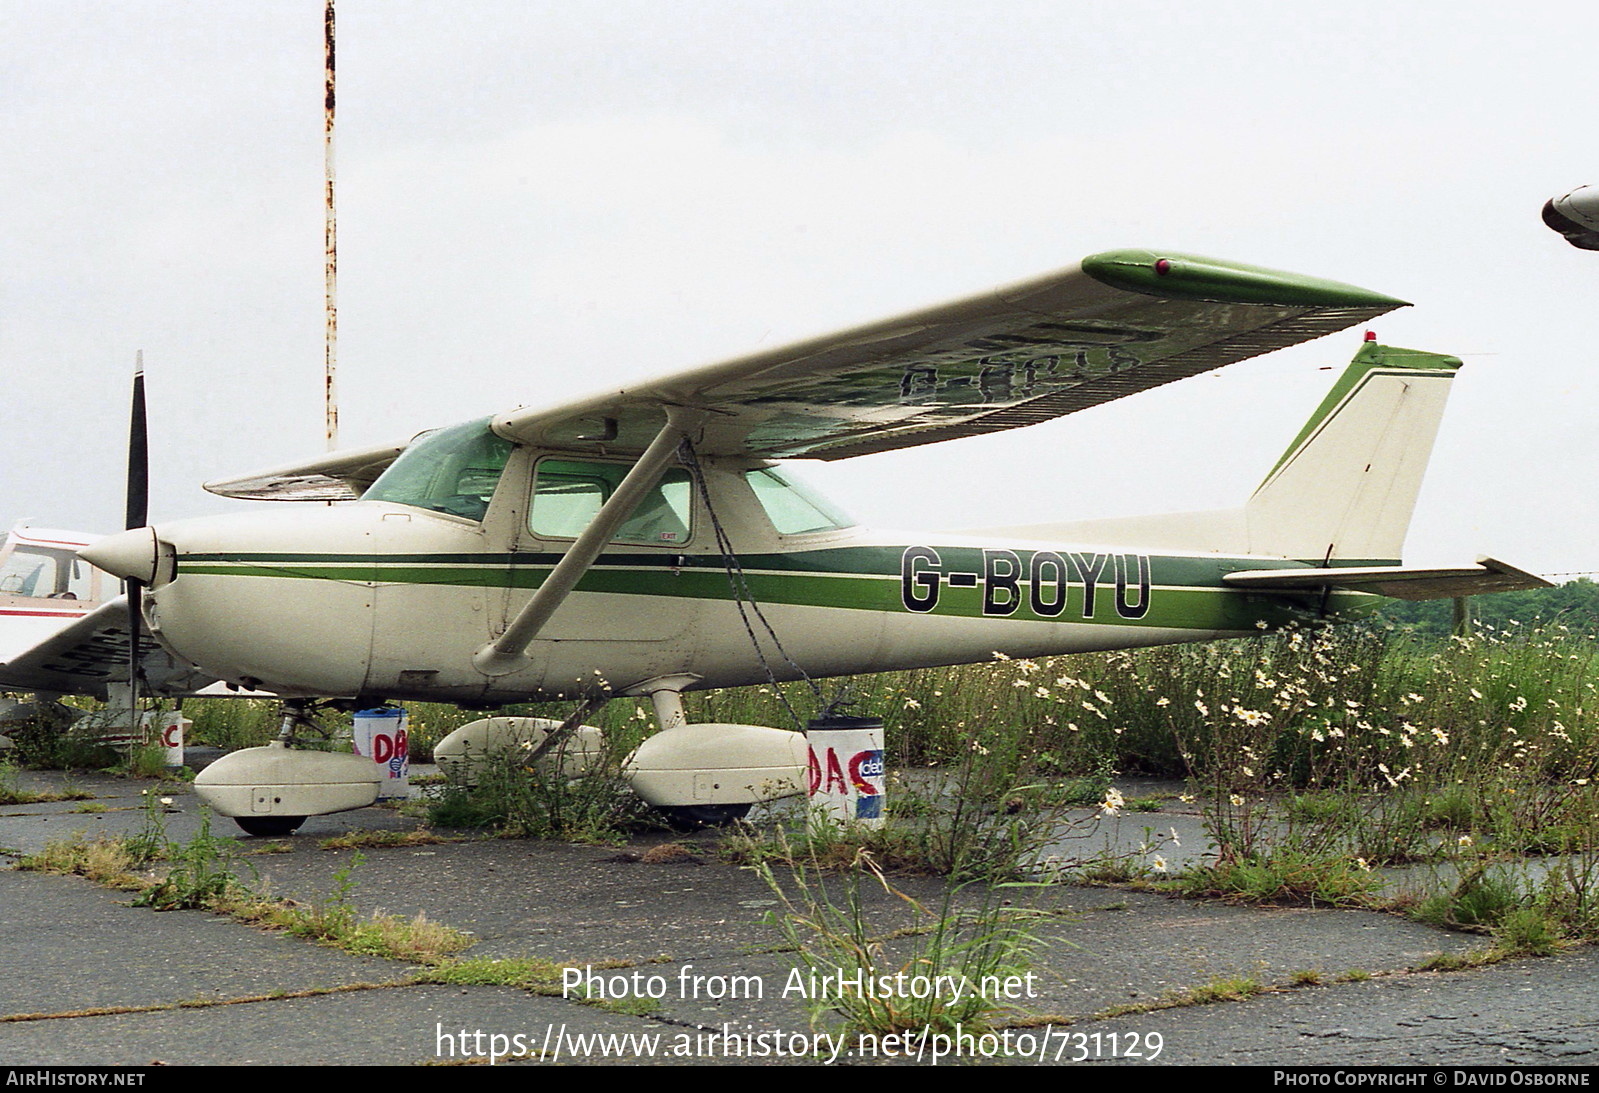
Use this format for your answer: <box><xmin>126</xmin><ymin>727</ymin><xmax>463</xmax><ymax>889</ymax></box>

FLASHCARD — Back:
<box><xmin>323</xmin><ymin>0</ymin><xmax>338</xmax><ymax>452</ymax></box>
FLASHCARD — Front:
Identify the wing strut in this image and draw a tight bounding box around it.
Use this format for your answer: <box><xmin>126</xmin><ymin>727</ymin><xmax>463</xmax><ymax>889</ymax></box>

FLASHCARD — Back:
<box><xmin>472</xmin><ymin>410</ymin><xmax>702</xmax><ymax>677</ymax></box>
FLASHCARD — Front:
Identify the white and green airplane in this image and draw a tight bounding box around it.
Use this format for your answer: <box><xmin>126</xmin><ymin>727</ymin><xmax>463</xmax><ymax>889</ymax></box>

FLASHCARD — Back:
<box><xmin>80</xmin><ymin>249</ymin><xmax>1546</xmax><ymax>832</ymax></box>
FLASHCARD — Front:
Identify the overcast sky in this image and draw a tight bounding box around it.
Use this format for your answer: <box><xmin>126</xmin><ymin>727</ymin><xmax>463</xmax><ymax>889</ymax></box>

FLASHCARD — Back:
<box><xmin>3</xmin><ymin>2</ymin><xmax>1596</xmax><ymax>573</ymax></box>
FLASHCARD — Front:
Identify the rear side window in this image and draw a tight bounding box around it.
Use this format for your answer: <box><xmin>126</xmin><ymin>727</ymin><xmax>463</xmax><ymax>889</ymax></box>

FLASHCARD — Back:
<box><xmin>0</xmin><ymin>546</ymin><xmax>93</xmax><ymax>600</ymax></box>
<box><xmin>745</xmin><ymin>467</ymin><xmax>854</xmax><ymax>535</ymax></box>
<box><xmin>531</xmin><ymin>459</ymin><xmax>693</xmax><ymax>545</ymax></box>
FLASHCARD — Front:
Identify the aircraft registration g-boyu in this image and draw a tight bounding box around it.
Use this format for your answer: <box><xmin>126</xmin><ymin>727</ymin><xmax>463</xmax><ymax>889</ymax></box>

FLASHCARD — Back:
<box><xmin>80</xmin><ymin>248</ymin><xmax>1548</xmax><ymax>833</ymax></box>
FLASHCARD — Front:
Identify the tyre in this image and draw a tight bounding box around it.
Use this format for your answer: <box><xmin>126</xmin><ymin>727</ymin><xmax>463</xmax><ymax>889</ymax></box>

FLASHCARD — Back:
<box><xmin>234</xmin><ymin>815</ymin><xmax>307</xmax><ymax>837</ymax></box>
<box><xmin>658</xmin><ymin>803</ymin><xmax>752</xmax><ymax>831</ymax></box>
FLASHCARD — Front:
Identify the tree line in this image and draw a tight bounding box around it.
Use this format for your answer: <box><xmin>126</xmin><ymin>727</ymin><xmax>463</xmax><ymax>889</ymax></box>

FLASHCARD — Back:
<box><xmin>1373</xmin><ymin>577</ymin><xmax>1599</xmax><ymax>637</ymax></box>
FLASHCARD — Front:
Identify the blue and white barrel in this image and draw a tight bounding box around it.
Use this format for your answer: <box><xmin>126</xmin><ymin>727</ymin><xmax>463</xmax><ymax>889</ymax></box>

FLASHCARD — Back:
<box><xmin>352</xmin><ymin>706</ymin><xmax>410</xmax><ymax>800</ymax></box>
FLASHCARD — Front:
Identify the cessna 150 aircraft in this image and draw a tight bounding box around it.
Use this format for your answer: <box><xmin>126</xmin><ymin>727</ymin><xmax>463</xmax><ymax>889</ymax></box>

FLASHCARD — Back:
<box><xmin>0</xmin><ymin>525</ymin><xmax>216</xmax><ymax>735</ymax></box>
<box><xmin>78</xmin><ymin>248</ymin><xmax>1547</xmax><ymax>833</ymax></box>
<box><xmin>0</xmin><ymin>526</ymin><xmax>121</xmax><ymax>729</ymax></box>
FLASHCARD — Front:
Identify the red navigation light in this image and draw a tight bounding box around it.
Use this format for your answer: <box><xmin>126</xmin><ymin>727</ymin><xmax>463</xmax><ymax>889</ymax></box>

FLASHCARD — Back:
<box><xmin>1153</xmin><ymin>258</ymin><xmax>1172</xmax><ymax>276</ymax></box>
<box><xmin>1364</xmin><ymin>330</ymin><xmax>1377</xmax><ymax>341</ymax></box>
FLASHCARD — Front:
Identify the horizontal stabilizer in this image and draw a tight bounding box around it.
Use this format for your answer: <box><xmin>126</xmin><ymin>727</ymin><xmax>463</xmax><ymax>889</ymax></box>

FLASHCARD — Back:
<box><xmin>1222</xmin><ymin>557</ymin><xmax>1551</xmax><ymax>602</ymax></box>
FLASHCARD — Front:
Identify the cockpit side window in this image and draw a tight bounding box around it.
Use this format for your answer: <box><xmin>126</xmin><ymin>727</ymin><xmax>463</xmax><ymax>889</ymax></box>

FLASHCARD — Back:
<box><xmin>0</xmin><ymin>548</ymin><xmax>56</xmax><ymax>598</ymax></box>
<box><xmin>530</xmin><ymin>459</ymin><xmax>693</xmax><ymax>545</ymax></box>
<box><xmin>0</xmin><ymin>546</ymin><xmax>92</xmax><ymax>599</ymax></box>
<box><xmin>363</xmin><ymin>417</ymin><xmax>514</xmax><ymax>522</ymax></box>
<box><xmin>745</xmin><ymin>467</ymin><xmax>854</xmax><ymax>535</ymax></box>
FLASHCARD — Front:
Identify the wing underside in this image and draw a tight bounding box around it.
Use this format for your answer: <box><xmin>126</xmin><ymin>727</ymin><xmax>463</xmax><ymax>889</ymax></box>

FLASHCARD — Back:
<box><xmin>0</xmin><ymin>597</ymin><xmax>220</xmax><ymax>699</ymax></box>
<box><xmin>205</xmin><ymin>249</ymin><xmax>1406</xmax><ymax>499</ymax></box>
<box><xmin>497</xmin><ymin>249</ymin><xmax>1405</xmax><ymax>460</ymax></box>
<box><xmin>204</xmin><ymin>441</ymin><xmax>408</xmax><ymax>503</ymax></box>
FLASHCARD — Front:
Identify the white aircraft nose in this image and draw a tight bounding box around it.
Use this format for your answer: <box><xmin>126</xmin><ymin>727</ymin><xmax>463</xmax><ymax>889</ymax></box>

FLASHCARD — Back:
<box><xmin>80</xmin><ymin>526</ymin><xmax>161</xmax><ymax>584</ymax></box>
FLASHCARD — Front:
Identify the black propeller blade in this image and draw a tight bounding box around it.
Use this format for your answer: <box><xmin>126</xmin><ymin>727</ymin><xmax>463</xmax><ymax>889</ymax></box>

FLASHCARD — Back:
<box><xmin>127</xmin><ymin>365</ymin><xmax>148</xmax><ymax>531</ymax></box>
<box><xmin>124</xmin><ymin>359</ymin><xmax>148</xmax><ymax>719</ymax></box>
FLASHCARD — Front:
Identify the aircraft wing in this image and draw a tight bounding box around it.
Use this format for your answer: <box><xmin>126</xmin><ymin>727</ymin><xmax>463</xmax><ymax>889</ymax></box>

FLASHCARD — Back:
<box><xmin>493</xmin><ymin>249</ymin><xmax>1408</xmax><ymax>461</ymax></box>
<box><xmin>0</xmin><ymin>596</ymin><xmax>220</xmax><ymax>699</ymax></box>
<box><xmin>1222</xmin><ymin>557</ymin><xmax>1551</xmax><ymax>602</ymax></box>
<box><xmin>204</xmin><ymin>440</ymin><xmax>408</xmax><ymax>502</ymax></box>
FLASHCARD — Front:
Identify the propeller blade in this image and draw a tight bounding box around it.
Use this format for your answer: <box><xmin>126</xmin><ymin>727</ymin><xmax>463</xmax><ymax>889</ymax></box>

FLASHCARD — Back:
<box><xmin>126</xmin><ymin>364</ymin><xmax>148</xmax><ymax>532</ymax></box>
<box><xmin>124</xmin><ymin>359</ymin><xmax>147</xmax><ymax>722</ymax></box>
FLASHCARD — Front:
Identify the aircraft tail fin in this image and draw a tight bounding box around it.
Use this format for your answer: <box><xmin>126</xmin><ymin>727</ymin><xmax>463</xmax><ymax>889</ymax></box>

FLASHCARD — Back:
<box><xmin>1243</xmin><ymin>338</ymin><xmax>1461</xmax><ymax>564</ymax></box>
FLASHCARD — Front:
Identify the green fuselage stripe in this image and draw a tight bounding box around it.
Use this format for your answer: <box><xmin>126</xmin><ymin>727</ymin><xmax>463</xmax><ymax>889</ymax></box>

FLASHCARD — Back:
<box><xmin>178</xmin><ymin>546</ymin><xmax>1376</xmax><ymax>632</ymax></box>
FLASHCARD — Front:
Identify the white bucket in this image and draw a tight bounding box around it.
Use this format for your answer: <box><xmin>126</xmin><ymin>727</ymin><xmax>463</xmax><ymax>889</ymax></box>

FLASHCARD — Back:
<box><xmin>805</xmin><ymin>716</ymin><xmax>885</xmax><ymax>830</ymax></box>
<box><xmin>156</xmin><ymin>711</ymin><xmax>188</xmax><ymax>767</ymax></box>
<box><xmin>352</xmin><ymin>707</ymin><xmax>410</xmax><ymax>800</ymax></box>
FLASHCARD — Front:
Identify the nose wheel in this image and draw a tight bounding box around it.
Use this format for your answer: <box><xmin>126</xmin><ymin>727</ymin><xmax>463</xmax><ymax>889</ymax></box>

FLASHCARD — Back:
<box><xmin>658</xmin><ymin>803</ymin><xmax>751</xmax><ymax>830</ymax></box>
<box><xmin>233</xmin><ymin>815</ymin><xmax>307</xmax><ymax>837</ymax></box>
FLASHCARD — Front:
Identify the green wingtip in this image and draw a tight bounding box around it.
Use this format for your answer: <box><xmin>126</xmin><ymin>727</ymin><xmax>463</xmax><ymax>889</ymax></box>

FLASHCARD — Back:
<box><xmin>1082</xmin><ymin>249</ymin><xmax>1410</xmax><ymax>309</ymax></box>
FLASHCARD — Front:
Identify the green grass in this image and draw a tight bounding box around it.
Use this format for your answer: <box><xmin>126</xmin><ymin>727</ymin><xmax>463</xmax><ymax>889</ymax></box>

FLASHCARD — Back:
<box><xmin>417</xmin><ymin>955</ymin><xmax>576</xmax><ymax>993</ymax></box>
<box><xmin>425</xmin><ymin>729</ymin><xmax>652</xmax><ymax>843</ymax></box>
<box><xmin>16</xmin><ymin>833</ymin><xmax>150</xmax><ymax>890</ymax></box>
<box><xmin>1095</xmin><ymin>973</ymin><xmax>1265</xmax><ymax>1018</ymax></box>
<box><xmin>18</xmin><ymin>811</ymin><xmax>475</xmax><ymax>965</ymax></box>
<box><xmin>1412</xmin><ymin>868</ymin><xmax>1524</xmax><ymax>931</ymax></box>
<box><xmin>751</xmin><ymin>848</ymin><xmax>1049</xmax><ymax>1037</ymax></box>
<box><xmin>180</xmin><ymin>699</ymin><xmax>484</xmax><ymax>762</ymax></box>
<box><xmin>317</xmin><ymin>828</ymin><xmax>450</xmax><ymax>851</ymax></box>
<box><xmin>1171</xmin><ymin>852</ymin><xmax>1387</xmax><ymax>908</ymax></box>
<box><xmin>0</xmin><ymin>760</ymin><xmax>93</xmax><ymax>804</ymax></box>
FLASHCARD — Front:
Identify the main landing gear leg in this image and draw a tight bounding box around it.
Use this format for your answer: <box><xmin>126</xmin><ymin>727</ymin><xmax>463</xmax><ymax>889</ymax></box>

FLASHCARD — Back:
<box><xmin>635</xmin><ymin>680</ymin><xmax>753</xmax><ymax>830</ymax></box>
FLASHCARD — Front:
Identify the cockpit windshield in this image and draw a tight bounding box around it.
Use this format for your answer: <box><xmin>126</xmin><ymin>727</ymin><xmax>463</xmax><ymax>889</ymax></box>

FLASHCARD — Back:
<box><xmin>363</xmin><ymin>417</ymin><xmax>514</xmax><ymax>522</ymax></box>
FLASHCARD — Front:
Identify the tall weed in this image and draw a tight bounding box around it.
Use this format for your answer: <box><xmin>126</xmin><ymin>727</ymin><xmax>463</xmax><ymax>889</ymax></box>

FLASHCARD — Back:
<box><xmin>754</xmin><ymin>846</ymin><xmax>1045</xmax><ymax>1036</ymax></box>
<box><xmin>427</xmin><ymin>723</ymin><xmax>651</xmax><ymax>842</ymax></box>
